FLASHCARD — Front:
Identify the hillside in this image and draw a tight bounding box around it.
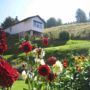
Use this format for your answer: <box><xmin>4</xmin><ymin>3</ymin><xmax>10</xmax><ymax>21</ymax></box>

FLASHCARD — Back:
<box><xmin>5</xmin><ymin>22</ymin><xmax>90</xmax><ymax>52</ymax></box>
<box><xmin>44</xmin><ymin>22</ymin><xmax>90</xmax><ymax>39</ymax></box>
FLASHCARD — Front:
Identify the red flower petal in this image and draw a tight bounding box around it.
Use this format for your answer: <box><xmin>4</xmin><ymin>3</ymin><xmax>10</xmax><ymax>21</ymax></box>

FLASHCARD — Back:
<box><xmin>20</xmin><ymin>41</ymin><xmax>32</xmax><ymax>53</ymax></box>
<box><xmin>41</xmin><ymin>37</ymin><xmax>48</xmax><ymax>46</ymax></box>
<box><xmin>0</xmin><ymin>58</ymin><xmax>19</xmax><ymax>87</ymax></box>
<box><xmin>47</xmin><ymin>73</ymin><xmax>56</xmax><ymax>82</ymax></box>
<box><xmin>38</xmin><ymin>65</ymin><xmax>50</xmax><ymax>76</ymax></box>
<box><xmin>47</xmin><ymin>56</ymin><xmax>56</xmax><ymax>65</ymax></box>
<box><xmin>63</xmin><ymin>59</ymin><xmax>68</xmax><ymax>68</ymax></box>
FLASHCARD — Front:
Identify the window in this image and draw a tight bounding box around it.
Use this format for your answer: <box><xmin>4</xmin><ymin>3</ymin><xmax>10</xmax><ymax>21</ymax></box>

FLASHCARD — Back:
<box><xmin>33</xmin><ymin>20</ymin><xmax>42</xmax><ymax>28</ymax></box>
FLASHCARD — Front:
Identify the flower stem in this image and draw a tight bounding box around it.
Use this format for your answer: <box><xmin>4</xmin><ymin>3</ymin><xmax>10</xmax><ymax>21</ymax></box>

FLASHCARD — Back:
<box><xmin>26</xmin><ymin>55</ymin><xmax>31</xmax><ymax>90</ymax></box>
<box><xmin>27</xmin><ymin>76</ymin><xmax>31</xmax><ymax>90</ymax></box>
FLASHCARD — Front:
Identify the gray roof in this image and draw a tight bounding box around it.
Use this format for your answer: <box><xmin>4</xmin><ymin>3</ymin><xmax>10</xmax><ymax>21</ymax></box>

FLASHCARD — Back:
<box><xmin>4</xmin><ymin>15</ymin><xmax>45</xmax><ymax>29</ymax></box>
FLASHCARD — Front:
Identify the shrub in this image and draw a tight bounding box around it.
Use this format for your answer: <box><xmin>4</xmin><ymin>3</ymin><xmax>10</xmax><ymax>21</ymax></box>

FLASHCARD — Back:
<box><xmin>59</xmin><ymin>31</ymin><xmax>70</xmax><ymax>41</ymax></box>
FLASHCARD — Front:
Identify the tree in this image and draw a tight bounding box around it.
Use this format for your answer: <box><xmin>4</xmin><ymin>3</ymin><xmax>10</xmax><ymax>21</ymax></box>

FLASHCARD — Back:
<box><xmin>56</xmin><ymin>18</ymin><xmax>62</xmax><ymax>26</ymax></box>
<box><xmin>75</xmin><ymin>8</ymin><xmax>87</xmax><ymax>23</ymax></box>
<box><xmin>59</xmin><ymin>31</ymin><xmax>70</xmax><ymax>41</ymax></box>
<box><xmin>15</xmin><ymin>16</ymin><xmax>19</xmax><ymax>23</ymax></box>
<box><xmin>1</xmin><ymin>16</ymin><xmax>19</xmax><ymax>29</ymax></box>
<box><xmin>46</xmin><ymin>17</ymin><xmax>57</xmax><ymax>28</ymax></box>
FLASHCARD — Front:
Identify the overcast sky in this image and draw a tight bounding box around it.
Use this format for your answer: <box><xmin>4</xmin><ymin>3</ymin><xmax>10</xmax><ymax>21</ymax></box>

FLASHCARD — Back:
<box><xmin>0</xmin><ymin>0</ymin><xmax>90</xmax><ymax>24</ymax></box>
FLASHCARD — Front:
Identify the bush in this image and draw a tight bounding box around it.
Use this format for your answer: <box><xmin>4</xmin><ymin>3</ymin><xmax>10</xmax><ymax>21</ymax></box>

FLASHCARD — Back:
<box><xmin>59</xmin><ymin>31</ymin><xmax>70</xmax><ymax>41</ymax></box>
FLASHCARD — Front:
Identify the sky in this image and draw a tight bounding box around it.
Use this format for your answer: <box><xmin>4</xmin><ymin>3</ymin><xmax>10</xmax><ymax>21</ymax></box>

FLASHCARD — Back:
<box><xmin>0</xmin><ymin>0</ymin><xmax>90</xmax><ymax>24</ymax></box>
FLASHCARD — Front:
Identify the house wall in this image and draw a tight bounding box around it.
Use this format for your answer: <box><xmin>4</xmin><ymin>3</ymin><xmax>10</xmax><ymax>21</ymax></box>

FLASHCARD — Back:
<box><xmin>5</xmin><ymin>19</ymin><xmax>32</xmax><ymax>34</ymax></box>
<box><xmin>31</xmin><ymin>17</ymin><xmax>44</xmax><ymax>32</ymax></box>
<box><xmin>4</xmin><ymin>16</ymin><xmax>44</xmax><ymax>35</ymax></box>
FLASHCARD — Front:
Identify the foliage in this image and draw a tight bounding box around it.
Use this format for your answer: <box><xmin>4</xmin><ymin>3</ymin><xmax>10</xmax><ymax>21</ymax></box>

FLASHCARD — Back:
<box><xmin>76</xmin><ymin>8</ymin><xmax>87</xmax><ymax>23</ymax></box>
<box><xmin>59</xmin><ymin>31</ymin><xmax>70</xmax><ymax>41</ymax></box>
<box><xmin>1</xmin><ymin>16</ymin><xmax>19</xmax><ymax>29</ymax></box>
<box><xmin>46</xmin><ymin>17</ymin><xmax>62</xmax><ymax>28</ymax></box>
<box><xmin>46</xmin><ymin>17</ymin><xmax>57</xmax><ymax>28</ymax></box>
<box><xmin>56</xmin><ymin>18</ymin><xmax>62</xmax><ymax>26</ymax></box>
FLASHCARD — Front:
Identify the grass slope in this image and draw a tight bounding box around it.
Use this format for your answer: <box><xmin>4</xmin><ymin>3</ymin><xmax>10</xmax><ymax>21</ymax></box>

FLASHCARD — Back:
<box><xmin>4</xmin><ymin>40</ymin><xmax>90</xmax><ymax>64</ymax></box>
<box><xmin>44</xmin><ymin>22</ymin><xmax>90</xmax><ymax>39</ymax></box>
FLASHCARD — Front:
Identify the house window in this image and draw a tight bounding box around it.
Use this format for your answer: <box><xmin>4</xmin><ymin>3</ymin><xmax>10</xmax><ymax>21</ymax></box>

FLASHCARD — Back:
<box><xmin>33</xmin><ymin>20</ymin><xmax>42</xmax><ymax>28</ymax></box>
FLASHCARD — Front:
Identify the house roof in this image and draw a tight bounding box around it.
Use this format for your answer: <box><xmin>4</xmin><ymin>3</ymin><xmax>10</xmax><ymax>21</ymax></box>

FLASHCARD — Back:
<box><xmin>18</xmin><ymin>15</ymin><xmax>45</xmax><ymax>24</ymax></box>
<box><xmin>4</xmin><ymin>15</ymin><xmax>45</xmax><ymax>29</ymax></box>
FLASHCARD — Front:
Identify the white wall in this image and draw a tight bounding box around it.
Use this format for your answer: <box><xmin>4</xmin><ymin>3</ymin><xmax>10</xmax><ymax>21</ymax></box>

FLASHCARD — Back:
<box><xmin>5</xmin><ymin>19</ymin><xmax>32</xmax><ymax>34</ymax></box>
<box><xmin>4</xmin><ymin>16</ymin><xmax>44</xmax><ymax>35</ymax></box>
<box><xmin>31</xmin><ymin>17</ymin><xmax>44</xmax><ymax>32</ymax></box>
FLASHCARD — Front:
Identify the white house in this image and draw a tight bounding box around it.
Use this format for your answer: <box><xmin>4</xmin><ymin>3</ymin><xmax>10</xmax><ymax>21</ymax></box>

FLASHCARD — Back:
<box><xmin>4</xmin><ymin>15</ymin><xmax>45</xmax><ymax>37</ymax></box>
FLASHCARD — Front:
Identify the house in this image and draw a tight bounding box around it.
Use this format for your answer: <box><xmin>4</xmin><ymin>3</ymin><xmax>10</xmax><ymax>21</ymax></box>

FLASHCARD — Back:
<box><xmin>4</xmin><ymin>15</ymin><xmax>45</xmax><ymax>38</ymax></box>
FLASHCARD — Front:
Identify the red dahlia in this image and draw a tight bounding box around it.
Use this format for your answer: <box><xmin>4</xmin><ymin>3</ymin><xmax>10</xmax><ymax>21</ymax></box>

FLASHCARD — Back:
<box><xmin>0</xmin><ymin>58</ymin><xmax>19</xmax><ymax>87</ymax></box>
<box><xmin>0</xmin><ymin>43</ymin><xmax>8</xmax><ymax>54</ymax></box>
<box><xmin>38</xmin><ymin>65</ymin><xmax>50</xmax><ymax>76</ymax></box>
<box><xmin>63</xmin><ymin>59</ymin><xmax>68</xmax><ymax>68</ymax></box>
<box><xmin>20</xmin><ymin>41</ymin><xmax>32</xmax><ymax>53</ymax></box>
<box><xmin>47</xmin><ymin>73</ymin><xmax>56</xmax><ymax>82</ymax></box>
<box><xmin>47</xmin><ymin>56</ymin><xmax>56</xmax><ymax>65</ymax></box>
<box><xmin>41</xmin><ymin>37</ymin><xmax>48</xmax><ymax>46</ymax></box>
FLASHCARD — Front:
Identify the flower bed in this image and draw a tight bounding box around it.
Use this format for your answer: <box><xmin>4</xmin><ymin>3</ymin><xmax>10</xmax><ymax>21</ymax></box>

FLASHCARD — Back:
<box><xmin>0</xmin><ymin>31</ymin><xmax>90</xmax><ymax>90</ymax></box>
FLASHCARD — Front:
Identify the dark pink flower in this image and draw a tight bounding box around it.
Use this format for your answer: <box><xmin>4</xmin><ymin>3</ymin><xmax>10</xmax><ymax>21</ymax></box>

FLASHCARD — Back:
<box><xmin>0</xmin><ymin>43</ymin><xmax>8</xmax><ymax>54</ymax></box>
<box><xmin>47</xmin><ymin>73</ymin><xmax>56</xmax><ymax>82</ymax></box>
<box><xmin>20</xmin><ymin>41</ymin><xmax>32</xmax><ymax>53</ymax></box>
<box><xmin>38</xmin><ymin>65</ymin><xmax>50</xmax><ymax>76</ymax></box>
<box><xmin>41</xmin><ymin>37</ymin><xmax>48</xmax><ymax>46</ymax></box>
<box><xmin>47</xmin><ymin>56</ymin><xmax>56</xmax><ymax>65</ymax></box>
<box><xmin>63</xmin><ymin>59</ymin><xmax>68</xmax><ymax>68</ymax></box>
<box><xmin>0</xmin><ymin>58</ymin><xmax>19</xmax><ymax>87</ymax></box>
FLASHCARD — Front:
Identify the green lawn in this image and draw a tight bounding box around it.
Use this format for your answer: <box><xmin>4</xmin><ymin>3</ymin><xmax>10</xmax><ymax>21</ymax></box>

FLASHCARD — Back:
<box><xmin>45</xmin><ymin>40</ymin><xmax>90</xmax><ymax>52</ymax></box>
<box><xmin>4</xmin><ymin>40</ymin><xmax>90</xmax><ymax>60</ymax></box>
<box><xmin>12</xmin><ymin>80</ymin><xmax>27</xmax><ymax>90</ymax></box>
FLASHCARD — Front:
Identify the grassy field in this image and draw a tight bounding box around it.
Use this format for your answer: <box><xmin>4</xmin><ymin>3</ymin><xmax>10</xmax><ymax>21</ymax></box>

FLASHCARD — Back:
<box><xmin>45</xmin><ymin>40</ymin><xmax>90</xmax><ymax>51</ymax></box>
<box><xmin>44</xmin><ymin>22</ymin><xmax>90</xmax><ymax>39</ymax></box>
<box><xmin>4</xmin><ymin>40</ymin><xmax>90</xmax><ymax>65</ymax></box>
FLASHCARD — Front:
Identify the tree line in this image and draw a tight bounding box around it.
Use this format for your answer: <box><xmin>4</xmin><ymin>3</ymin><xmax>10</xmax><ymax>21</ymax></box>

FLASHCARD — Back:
<box><xmin>1</xmin><ymin>16</ymin><xmax>19</xmax><ymax>29</ymax></box>
<box><xmin>0</xmin><ymin>8</ymin><xmax>90</xmax><ymax>29</ymax></box>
